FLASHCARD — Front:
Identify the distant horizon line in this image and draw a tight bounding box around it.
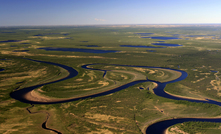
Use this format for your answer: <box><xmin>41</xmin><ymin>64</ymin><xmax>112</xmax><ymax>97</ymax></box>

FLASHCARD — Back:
<box><xmin>1</xmin><ymin>23</ymin><xmax>221</xmax><ymax>28</ymax></box>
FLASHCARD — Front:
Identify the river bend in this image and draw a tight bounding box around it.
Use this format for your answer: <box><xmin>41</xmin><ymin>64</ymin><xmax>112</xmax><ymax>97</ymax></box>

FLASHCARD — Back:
<box><xmin>9</xmin><ymin>59</ymin><xmax>221</xmax><ymax>134</ymax></box>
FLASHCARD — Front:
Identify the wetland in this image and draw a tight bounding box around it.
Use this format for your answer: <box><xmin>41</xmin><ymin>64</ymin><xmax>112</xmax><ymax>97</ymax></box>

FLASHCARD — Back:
<box><xmin>1</xmin><ymin>25</ymin><xmax>221</xmax><ymax>134</ymax></box>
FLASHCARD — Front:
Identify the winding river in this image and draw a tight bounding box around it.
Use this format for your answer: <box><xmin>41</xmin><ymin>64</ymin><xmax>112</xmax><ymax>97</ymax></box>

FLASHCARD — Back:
<box><xmin>9</xmin><ymin>59</ymin><xmax>221</xmax><ymax>134</ymax></box>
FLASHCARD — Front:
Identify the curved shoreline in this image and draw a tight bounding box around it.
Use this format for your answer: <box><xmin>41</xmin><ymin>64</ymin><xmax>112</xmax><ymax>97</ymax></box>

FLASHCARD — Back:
<box><xmin>11</xmin><ymin>61</ymin><xmax>183</xmax><ymax>104</ymax></box>
<box><xmin>9</xmin><ymin>58</ymin><xmax>221</xmax><ymax>134</ymax></box>
<box><xmin>146</xmin><ymin>117</ymin><xmax>221</xmax><ymax>134</ymax></box>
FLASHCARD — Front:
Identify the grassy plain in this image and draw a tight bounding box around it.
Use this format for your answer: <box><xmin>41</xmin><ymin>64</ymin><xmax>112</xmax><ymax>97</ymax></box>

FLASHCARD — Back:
<box><xmin>1</xmin><ymin>25</ymin><xmax>221</xmax><ymax>133</ymax></box>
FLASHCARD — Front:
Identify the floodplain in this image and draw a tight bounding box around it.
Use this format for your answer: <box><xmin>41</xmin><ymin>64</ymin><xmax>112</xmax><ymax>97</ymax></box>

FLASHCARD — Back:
<box><xmin>1</xmin><ymin>25</ymin><xmax>221</xmax><ymax>134</ymax></box>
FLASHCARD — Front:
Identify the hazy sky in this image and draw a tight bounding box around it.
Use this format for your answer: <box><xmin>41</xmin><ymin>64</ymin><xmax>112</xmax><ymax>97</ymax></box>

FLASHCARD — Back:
<box><xmin>1</xmin><ymin>0</ymin><xmax>221</xmax><ymax>26</ymax></box>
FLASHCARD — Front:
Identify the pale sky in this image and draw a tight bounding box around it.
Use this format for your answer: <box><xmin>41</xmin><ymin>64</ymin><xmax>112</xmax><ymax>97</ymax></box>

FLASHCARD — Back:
<box><xmin>0</xmin><ymin>0</ymin><xmax>221</xmax><ymax>26</ymax></box>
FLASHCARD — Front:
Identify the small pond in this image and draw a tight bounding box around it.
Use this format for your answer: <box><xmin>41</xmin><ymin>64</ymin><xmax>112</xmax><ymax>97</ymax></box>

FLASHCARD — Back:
<box><xmin>210</xmin><ymin>70</ymin><xmax>218</xmax><ymax>73</ymax></box>
<box><xmin>0</xmin><ymin>40</ymin><xmax>21</xmax><ymax>43</ymax></box>
<box><xmin>141</xmin><ymin>37</ymin><xmax>181</xmax><ymax>40</ymax></box>
<box><xmin>151</xmin><ymin>43</ymin><xmax>182</xmax><ymax>47</ymax></box>
<box><xmin>13</xmin><ymin>50</ymin><xmax>29</xmax><ymax>52</ymax></box>
<box><xmin>120</xmin><ymin>45</ymin><xmax>165</xmax><ymax>48</ymax></box>
<box><xmin>146</xmin><ymin>50</ymin><xmax>156</xmax><ymax>52</ymax></box>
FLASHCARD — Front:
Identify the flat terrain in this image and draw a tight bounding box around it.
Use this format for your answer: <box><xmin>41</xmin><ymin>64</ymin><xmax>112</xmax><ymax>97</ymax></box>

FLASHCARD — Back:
<box><xmin>1</xmin><ymin>25</ymin><xmax>221</xmax><ymax>134</ymax></box>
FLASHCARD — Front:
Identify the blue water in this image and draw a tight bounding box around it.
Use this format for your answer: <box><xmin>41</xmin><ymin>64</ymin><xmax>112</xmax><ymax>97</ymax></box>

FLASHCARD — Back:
<box><xmin>146</xmin><ymin>50</ymin><xmax>156</xmax><ymax>52</ymax></box>
<box><xmin>151</xmin><ymin>43</ymin><xmax>182</xmax><ymax>47</ymax></box>
<box><xmin>139</xmin><ymin>87</ymin><xmax>144</xmax><ymax>90</ymax></box>
<box><xmin>120</xmin><ymin>45</ymin><xmax>165</xmax><ymax>48</ymax></box>
<box><xmin>13</xmin><ymin>50</ymin><xmax>29</xmax><ymax>52</ymax></box>
<box><xmin>141</xmin><ymin>37</ymin><xmax>182</xmax><ymax>40</ymax></box>
<box><xmin>0</xmin><ymin>69</ymin><xmax>4</xmax><ymax>72</ymax></box>
<box><xmin>210</xmin><ymin>70</ymin><xmax>218</xmax><ymax>73</ymax></box>
<box><xmin>10</xmin><ymin>58</ymin><xmax>78</xmax><ymax>104</ymax></box>
<box><xmin>0</xmin><ymin>40</ymin><xmax>21</xmax><ymax>43</ymax></box>
<box><xmin>146</xmin><ymin>118</ymin><xmax>221</xmax><ymax>134</ymax></box>
<box><xmin>38</xmin><ymin>47</ymin><xmax>119</xmax><ymax>53</ymax></box>
<box><xmin>34</xmin><ymin>34</ymin><xmax>44</xmax><ymax>36</ymax></box>
<box><xmin>10</xmin><ymin>61</ymin><xmax>188</xmax><ymax>105</ymax></box>
<box><xmin>34</xmin><ymin>33</ymin><xmax>59</xmax><ymax>36</ymax></box>
<box><xmin>9</xmin><ymin>59</ymin><xmax>221</xmax><ymax>134</ymax></box>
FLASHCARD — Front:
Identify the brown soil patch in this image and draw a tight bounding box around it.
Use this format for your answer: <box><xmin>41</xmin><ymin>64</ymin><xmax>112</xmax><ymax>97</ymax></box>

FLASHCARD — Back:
<box><xmin>85</xmin><ymin>112</ymin><xmax>126</xmax><ymax>123</ymax></box>
<box><xmin>133</xmin><ymin>67</ymin><xmax>156</xmax><ymax>74</ymax></box>
<box><xmin>37</xmin><ymin>86</ymin><xmax>45</xmax><ymax>92</ymax></box>
<box><xmin>29</xmin><ymin>36</ymin><xmax>67</xmax><ymax>40</ymax></box>
<box><xmin>70</xmin><ymin>113</ymin><xmax>134</xmax><ymax>133</ymax></box>
<box><xmin>25</xmin><ymin>90</ymin><xmax>59</xmax><ymax>102</ymax></box>
<box><xmin>75</xmin><ymin>79</ymin><xmax>83</xmax><ymax>81</ymax></box>
<box><xmin>0</xmin><ymin>107</ymin><xmax>33</xmax><ymax>134</ymax></box>
<box><xmin>0</xmin><ymin>99</ymin><xmax>16</xmax><ymax>106</ymax></box>
<box><xmin>0</xmin><ymin>61</ymin><xmax>16</xmax><ymax>67</ymax></box>
<box><xmin>191</xmin><ymin>77</ymin><xmax>206</xmax><ymax>83</ymax></box>
<box><xmin>133</xmin><ymin>67</ymin><xmax>182</xmax><ymax>82</ymax></box>
<box><xmin>0</xmin><ymin>50</ymin><xmax>116</xmax><ymax>59</ymax></box>
<box><xmin>165</xmin><ymin>91</ymin><xmax>206</xmax><ymax>101</ymax></box>
<box><xmin>22</xmin><ymin>69</ymin><xmax>147</xmax><ymax>103</ymax></box>
<box><xmin>83</xmin><ymin>81</ymin><xmax>109</xmax><ymax>91</ymax></box>
<box><xmin>86</xmin><ymin>129</ymin><xmax>113</xmax><ymax>134</ymax></box>
<box><xmin>166</xmin><ymin>126</ymin><xmax>188</xmax><ymax>134</ymax></box>
<box><xmin>209</xmin><ymin>71</ymin><xmax>221</xmax><ymax>95</ymax></box>
<box><xmin>0</xmin><ymin>68</ymin><xmax>47</xmax><ymax>87</ymax></box>
<box><xmin>0</xmin><ymin>43</ymin><xmax>6</xmax><ymax>46</ymax></box>
<box><xmin>154</xmin><ymin>106</ymin><xmax>165</xmax><ymax>115</ymax></box>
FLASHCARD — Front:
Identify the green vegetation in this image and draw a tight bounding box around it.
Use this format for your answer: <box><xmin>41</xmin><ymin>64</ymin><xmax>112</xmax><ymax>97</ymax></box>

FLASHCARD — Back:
<box><xmin>1</xmin><ymin>25</ymin><xmax>221</xmax><ymax>133</ymax></box>
<box><xmin>169</xmin><ymin>121</ymin><xmax>221</xmax><ymax>134</ymax></box>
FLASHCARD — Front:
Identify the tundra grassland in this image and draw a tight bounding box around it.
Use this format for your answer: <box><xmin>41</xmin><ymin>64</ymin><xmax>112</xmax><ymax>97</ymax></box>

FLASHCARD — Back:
<box><xmin>1</xmin><ymin>26</ymin><xmax>221</xmax><ymax>133</ymax></box>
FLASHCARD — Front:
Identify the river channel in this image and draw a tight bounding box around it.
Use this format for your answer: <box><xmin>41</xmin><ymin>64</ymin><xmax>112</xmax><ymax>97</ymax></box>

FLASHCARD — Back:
<box><xmin>9</xmin><ymin>59</ymin><xmax>221</xmax><ymax>134</ymax></box>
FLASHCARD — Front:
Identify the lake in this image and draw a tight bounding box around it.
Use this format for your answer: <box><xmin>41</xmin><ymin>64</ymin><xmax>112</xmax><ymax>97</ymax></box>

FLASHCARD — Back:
<box><xmin>0</xmin><ymin>40</ymin><xmax>21</xmax><ymax>43</ymax></box>
<box><xmin>120</xmin><ymin>45</ymin><xmax>165</xmax><ymax>48</ymax></box>
<box><xmin>38</xmin><ymin>47</ymin><xmax>119</xmax><ymax>53</ymax></box>
<box><xmin>141</xmin><ymin>37</ymin><xmax>181</xmax><ymax>40</ymax></box>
